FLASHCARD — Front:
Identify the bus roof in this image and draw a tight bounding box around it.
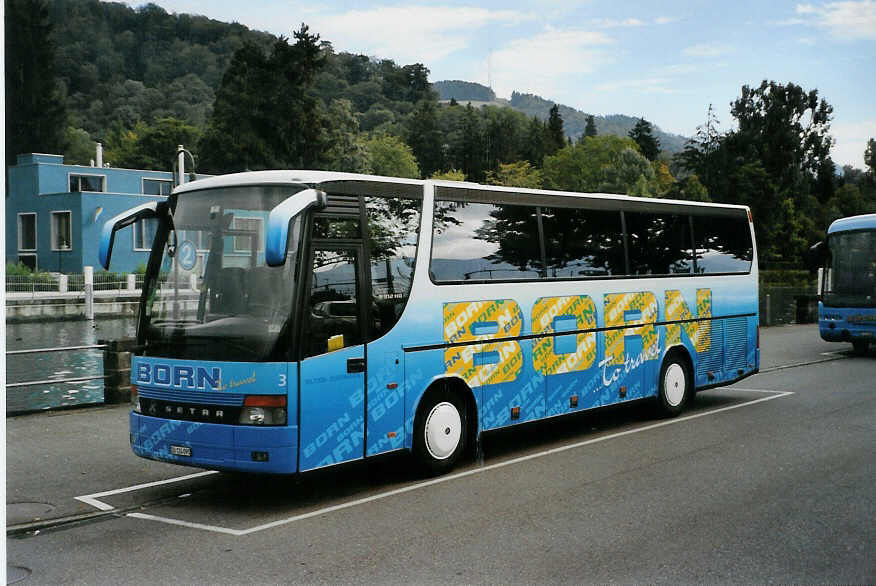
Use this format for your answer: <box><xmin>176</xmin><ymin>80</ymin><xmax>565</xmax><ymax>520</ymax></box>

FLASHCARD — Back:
<box><xmin>828</xmin><ymin>213</ymin><xmax>876</xmax><ymax>234</ymax></box>
<box><xmin>173</xmin><ymin>169</ymin><xmax>750</xmax><ymax>214</ymax></box>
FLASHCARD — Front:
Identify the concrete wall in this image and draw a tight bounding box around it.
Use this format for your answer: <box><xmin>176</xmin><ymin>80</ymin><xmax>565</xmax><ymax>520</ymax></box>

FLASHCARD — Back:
<box><xmin>5</xmin><ymin>294</ymin><xmax>141</xmax><ymax>323</ymax></box>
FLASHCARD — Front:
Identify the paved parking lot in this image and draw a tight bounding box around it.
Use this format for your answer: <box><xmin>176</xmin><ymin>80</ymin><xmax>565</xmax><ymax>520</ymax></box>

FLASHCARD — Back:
<box><xmin>6</xmin><ymin>325</ymin><xmax>875</xmax><ymax>584</ymax></box>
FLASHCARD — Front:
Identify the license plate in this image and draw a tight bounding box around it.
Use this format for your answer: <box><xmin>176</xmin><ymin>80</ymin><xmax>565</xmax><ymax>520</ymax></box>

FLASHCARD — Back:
<box><xmin>170</xmin><ymin>445</ymin><xmax>192</xmax><ymax>457</ymax></box>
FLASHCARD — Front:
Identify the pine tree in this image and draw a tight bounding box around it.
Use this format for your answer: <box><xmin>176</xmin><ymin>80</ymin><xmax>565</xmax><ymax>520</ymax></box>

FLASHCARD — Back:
<box><xmin>546</xmin><ymin>104</ymin><xmax>565</xmax><ymax>155</ymax></box>
<box><xmin>584</xmin><ymin>115</ymin><xmax>597</xmax><ymax>137</ymax></box>
<box><xmin>628</xmin><ymin>117</ymin><xmax>660</xmax><ymax>161</ymax></box>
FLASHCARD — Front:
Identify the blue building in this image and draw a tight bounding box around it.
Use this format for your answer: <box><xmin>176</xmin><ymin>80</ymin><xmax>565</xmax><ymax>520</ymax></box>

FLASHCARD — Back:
<box><xmin>6</xmin><ymin>152</ymin><xmax>190</xmax><ymax>273</ymax></box>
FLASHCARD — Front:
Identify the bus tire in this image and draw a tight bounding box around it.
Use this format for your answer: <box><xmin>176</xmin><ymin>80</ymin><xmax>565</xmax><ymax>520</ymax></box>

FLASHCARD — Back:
<box><xmin>413</xmin><ymin>386</ymin><xmax>466</xmax><ymax>476</ymax></box>
<box><xmin>852</xmin><ymin>339</ymin><xmax>870</xmax><ymax>355</ymax></box>
<box><xmin>657</xmin><ymin>353</ymin><xmax>691</xmax><ymax>417</ymax></box>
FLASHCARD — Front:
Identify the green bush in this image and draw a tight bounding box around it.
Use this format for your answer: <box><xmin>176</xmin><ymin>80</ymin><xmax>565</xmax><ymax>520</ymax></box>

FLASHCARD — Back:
<box><xmin>5</xmin><ymin>262</ymin><xmax>55</xmax><ymax>282</ymax></box>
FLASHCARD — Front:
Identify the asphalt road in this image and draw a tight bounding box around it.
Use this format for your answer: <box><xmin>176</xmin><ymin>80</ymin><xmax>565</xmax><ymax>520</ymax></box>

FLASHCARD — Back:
<box><xmin>6</xmin><ymin>325</ymin><xmax>875</xmax><ymax>584</ymax></box>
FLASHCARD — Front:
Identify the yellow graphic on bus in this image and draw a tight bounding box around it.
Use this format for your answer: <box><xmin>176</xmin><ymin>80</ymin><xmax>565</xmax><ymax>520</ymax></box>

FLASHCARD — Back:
<box><xmin>443</xmin><ymin>299</ymin><xmax>523</xmax><ymax>388</ymax></box>
<box><xmin>665</xmin><ymin>289</ymin><xmax>712</xmax><ymax>352</ymax></box>
<box><xmin>532</xmin><ymin>295</ymin><xmax>597</xmax><ymax>375</ymax></box>
<box><xmin>604</xmin><ymin>292</ymin><xmax>658</xmax><ymax>365</ymax></box>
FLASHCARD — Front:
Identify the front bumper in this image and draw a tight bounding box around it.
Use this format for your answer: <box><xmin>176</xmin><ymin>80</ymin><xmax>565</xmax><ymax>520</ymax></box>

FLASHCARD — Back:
<box><xmin>131</xmin><ymin>412</ymin><xmax>298</xmax><ymax>474</ymax></box>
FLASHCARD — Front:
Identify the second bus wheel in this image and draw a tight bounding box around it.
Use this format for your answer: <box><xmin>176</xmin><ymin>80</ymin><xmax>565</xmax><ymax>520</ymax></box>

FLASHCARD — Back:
<box><xmin>413</xmin><ymin>388</ymin><xmax>466</xmax><ymax>475</ymax></box>
<box><xmin>657</xmin><ymin>354</ymin><xmax>692</xmax><ymax>417</ymax></box>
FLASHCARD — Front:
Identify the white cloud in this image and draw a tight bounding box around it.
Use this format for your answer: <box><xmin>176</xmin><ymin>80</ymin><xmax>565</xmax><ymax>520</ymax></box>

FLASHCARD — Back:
<box><xmin>682</xmin><ymin>43</ymin><xmax>734</xmax><ymax>57</ymax></box>
<box><xmin>831</xmin><ymin>118</ymin><xmax>876</xmax><ymax>168</ymax></box>
<box><xmin>795</xmin><ymin>1</ymin><xmax>876</xmax><ymax>40</ymax></box>
<box><xmin>488</xmin><ymin>28</ymin><xmax>614</xmax><ymax>102</ymax></box>
<box><xmin>654</xmin><ymin>16</ymin><xmax>679</xmax><ymax>25</ymax></box>
<box><xmin>310</xmin><ymin>5</ymin><xmax>532</xmax><ymax>64</ymax></box>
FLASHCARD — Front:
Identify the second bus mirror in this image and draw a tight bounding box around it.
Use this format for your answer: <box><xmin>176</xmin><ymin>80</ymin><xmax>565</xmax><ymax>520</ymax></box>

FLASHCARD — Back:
<box><xmin>265</xmin><ymin>189</ymin><xmax>327</xmax><ymax>266</ymax></box>
<box><xmin>98</xmin><ymin>201</ymin><xmax>161</xmax><ymax>270</ymax></box>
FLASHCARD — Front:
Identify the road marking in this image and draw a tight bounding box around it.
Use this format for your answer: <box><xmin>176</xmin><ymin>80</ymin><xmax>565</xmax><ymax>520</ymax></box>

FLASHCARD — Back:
<box><xmin>75</xmin><ymin>470</ymin><xmax>218</xmax><ymax>511</ymax></box>
<box><xmin>77</xmin><ymin>388</ymin><xmax>792</xmax><ymax>536</ymax></box>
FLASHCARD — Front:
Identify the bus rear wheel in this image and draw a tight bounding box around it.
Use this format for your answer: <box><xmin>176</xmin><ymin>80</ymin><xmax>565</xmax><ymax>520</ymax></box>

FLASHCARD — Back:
<box><xmin>657</xmin><ymin>354</ymin><xmax>691</xmax><ymax>417</ymax></box>
<box><xmin>413</xmin><ymin>388</ymin><xmax>466</xmax><ymax>476</ymax></box>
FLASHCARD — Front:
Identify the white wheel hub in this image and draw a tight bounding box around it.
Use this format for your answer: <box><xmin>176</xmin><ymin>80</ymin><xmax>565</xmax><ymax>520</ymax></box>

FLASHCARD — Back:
<box><xmin>663</xmin><ymin>363</ymin><xmax>686</xmax><ymax>407</ymax></box>
<box><xmin>423</xmin><ymin>401</ymin><xmax>462</xmax><ymax>460</ymax></box>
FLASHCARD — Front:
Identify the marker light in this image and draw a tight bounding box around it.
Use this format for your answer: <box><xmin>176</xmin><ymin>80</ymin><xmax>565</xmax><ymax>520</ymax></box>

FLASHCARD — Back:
<box><xmin>132</xmin><ymin>384</ymin><xmax>140</xmax><ymax>413</ymax></box>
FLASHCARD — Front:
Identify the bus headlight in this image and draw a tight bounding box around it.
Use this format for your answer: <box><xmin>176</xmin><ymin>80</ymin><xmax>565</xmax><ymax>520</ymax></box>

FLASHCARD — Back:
<box><xmin>132</xmin><ymin>385</ymin><xmax>140</xmax><ymax>413</ymax></box>
<box><xmin>239</xmin><ymin>396</ymin><xmax>287</xmax><ymax>426</ymax></box>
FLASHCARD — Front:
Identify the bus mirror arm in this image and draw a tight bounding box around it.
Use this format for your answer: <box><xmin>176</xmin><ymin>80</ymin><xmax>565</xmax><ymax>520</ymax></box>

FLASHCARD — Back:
<box><xmin>98</xmin><ymin>202</ymin><xmax>161</xmax><ymax>270</ymax></box>
<box><xmin>265</xmin><ymin>189</ymin><xmax>327</xmax><ymax>266</ymax></box>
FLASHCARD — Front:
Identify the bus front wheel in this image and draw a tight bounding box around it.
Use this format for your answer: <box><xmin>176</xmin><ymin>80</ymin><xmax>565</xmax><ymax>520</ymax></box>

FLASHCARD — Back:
<box><xmin>657</xmin><ymin>354</ymin><xmax>692</xmax><ymax>417</ymax></box>
<box><xmin>852</xmin><ymin>339</ymin><xmax>870</xmax><ymax>355</ymax></box>
<box><xmin>413</xmin><ymin>388</ymin><xmax>466</xmax><ymax>475</ymax></box>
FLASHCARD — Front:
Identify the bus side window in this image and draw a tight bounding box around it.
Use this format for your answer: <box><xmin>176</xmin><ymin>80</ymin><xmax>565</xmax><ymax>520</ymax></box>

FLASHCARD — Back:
<box><xmin>366</xmin><ymin>196</ymin><xmax>421</xmax><ymax>340</ymax></box>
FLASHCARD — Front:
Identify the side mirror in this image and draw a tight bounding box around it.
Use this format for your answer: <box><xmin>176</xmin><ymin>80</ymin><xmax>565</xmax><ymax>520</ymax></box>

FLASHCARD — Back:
<box><xmin>817</xmin><ymin>267</ymin><xmax>824</xmax><ymax>302</ymax></box>
<box><xmin>806</xmin><ymin>241</ymin><xmax>826</xmax><ymax>271</ymax></box>
<box><xmin>265</xmin><ymin>189</ymin><xmax>327</xmax><ymax>266</ymax></box>
<box><xmin>98</xmin><ymin>202</ymin><xmax>160</xmax><ymax>269</ymax></box>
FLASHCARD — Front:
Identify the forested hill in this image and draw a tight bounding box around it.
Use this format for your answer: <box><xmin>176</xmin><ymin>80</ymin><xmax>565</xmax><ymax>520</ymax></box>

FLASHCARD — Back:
<box><xmin>43</xmin><ymin>0</ymin><xmax>685</xmax><ymax>155</ymax></box>
<box><xmin>47</xmin><ymin>0</ymin><xmax>275</xmax><ymax>134</ymax></box>
<box><xmin>434</xmin><ymin>81</ymin><xmax>686</xmax><ymax>152</ymax></box>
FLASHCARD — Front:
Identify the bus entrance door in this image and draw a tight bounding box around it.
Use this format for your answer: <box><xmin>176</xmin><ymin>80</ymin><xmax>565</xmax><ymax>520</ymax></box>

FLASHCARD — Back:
<box><xmin>298</xmin><ymin>245</ymin><xmax>367</xmax><ymax>472</ymax></box>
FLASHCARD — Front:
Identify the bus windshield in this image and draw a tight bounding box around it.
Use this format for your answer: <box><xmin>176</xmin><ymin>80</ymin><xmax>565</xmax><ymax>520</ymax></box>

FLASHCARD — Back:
<box><xmin>140</xmin><ymin>184</ymin><xmax>306</xmax><ymax>361</ymax></box>
<box><xmin>824</xmin><ymin>229</ymin><xmax>876</xmax><ymax>308</ymax></box>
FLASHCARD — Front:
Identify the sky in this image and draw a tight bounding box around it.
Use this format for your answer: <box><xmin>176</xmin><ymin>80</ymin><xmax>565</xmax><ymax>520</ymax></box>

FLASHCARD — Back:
<box><xmin>121</xmin><ymin>0</ymin><xmax>876</xmax><ymax>169</ymax></box>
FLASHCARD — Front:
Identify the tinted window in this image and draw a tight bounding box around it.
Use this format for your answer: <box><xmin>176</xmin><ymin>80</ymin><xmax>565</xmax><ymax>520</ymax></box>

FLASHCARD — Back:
<box><xmin>626</xmin><ymin>212</ymin><xmax>693</xmax><ymax>275</ymax></box>
<box><xmin>367</xmin><ymin>196</ymin><xmax>421</xmax><ymax>339</ymax></box>
<box><xmin>542</xmin><ymin>207</ymin><xmax>624</xmax><ymax>278</ymax></box>
<box><xmin>693</xmin><ymin>213</ymin><xmax>753</xmax><ymax>274</ymax></box>
<box><xmin>431</xmin><ymin>201</ymin><xmax>542</xmax><ymax>282</ymax></box>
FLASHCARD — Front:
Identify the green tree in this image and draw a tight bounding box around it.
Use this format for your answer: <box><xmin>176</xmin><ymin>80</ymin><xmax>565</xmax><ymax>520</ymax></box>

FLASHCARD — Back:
<box><xmin>430</xmin><ymin>169</ymin><xmax>466</xmax><ymax>181</ymax></box>
<box><xmin>584</xmin><ymin>114</ymin><xmax>597</xmax><ymax>138</ymax></box>
<box><xmin>865</xmin><ymin>138</ymin><xmax>876</xmax><ymax>181</ymax></box>
<box><xmin>106</xmin><ymin>117</ymin><xmax>201</xmax><ymax>170</ymax></box>
<box><xmin>485</xmin><ymin>161</ymin><xmax>543</xmax><ymax>189</ymax></box>
<box><xmin>406</xmin><ymin>100</ymin><xmax>444</xmax><ymax>177</ymax></box>
<box><xmin>5</xmin><ymin>0</ymin><xmax>68</xmax><ymax>163</ymax></box>
<box><xmin>63</xmin><ymin>127</ymin><xmax>96</xmax><ymax>165</ymax></box>
<box><xmin>543</xmin><ymin>135</ymin><xmax>642</xmax><ymax>193</ymax></box>
<box><xmin>363</xmin><ymin>135</ymin><xmax>419</xmax><ymax>178</ymax></box>
<box><xmin>522</xmin><ymin>116</ymin><xmax>548</xmax><ymax>167</ymax></box>
<box><xmin>628</xmin><ymin>117</ymin><xmax>660</xmax><ymax>161</ymax></box>
<box><xmin>198</xmin><ymin>25</ymin><xmax>327</xmax><ymax>173</ymax></box>
<box><xmin>545</xmin><ymin>104</ymin><xmax>565</xmax><ymax>155</ymax></box>
<box><xmin>321</xmin><ymin>99</ymin><xmax>370</xmax><ymax>173</ymax></box>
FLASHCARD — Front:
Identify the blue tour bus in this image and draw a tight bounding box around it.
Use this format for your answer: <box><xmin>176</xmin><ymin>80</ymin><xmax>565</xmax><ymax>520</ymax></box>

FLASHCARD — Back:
<box><xmin>816</xmin><ymin>213</ymin><xmax>876</xmax><ymax>354</ymax></box>
<box><xmin>99</xmin><ymin>171</ymin><xmax>760</xmax><ymax>475</ymax></box>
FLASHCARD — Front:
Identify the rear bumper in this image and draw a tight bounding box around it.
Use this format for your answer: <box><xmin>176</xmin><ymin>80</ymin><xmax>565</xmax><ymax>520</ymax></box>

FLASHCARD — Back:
<box><xmin>130</xmin><ymin>412</ymin><xmax>298</xmax><ymax>474</ymax></box>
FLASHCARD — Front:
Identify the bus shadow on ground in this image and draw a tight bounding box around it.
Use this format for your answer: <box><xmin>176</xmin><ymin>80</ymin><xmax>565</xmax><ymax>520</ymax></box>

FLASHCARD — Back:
<box><xmin>152</xmin><ymin>391</ymin><xmax>750</xmax><ymax>526</ymax></box>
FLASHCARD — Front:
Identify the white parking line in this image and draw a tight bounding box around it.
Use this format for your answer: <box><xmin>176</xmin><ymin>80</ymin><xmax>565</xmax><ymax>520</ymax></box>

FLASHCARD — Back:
<box><xmin>77</xmin><ymin>388</ymin><xmax>793</xmax><ymax>536</ymax></box>
<box><xmin>75</xmin><ymin>470</ymin><xmax>218</xmax><ymax>511</ymax></box>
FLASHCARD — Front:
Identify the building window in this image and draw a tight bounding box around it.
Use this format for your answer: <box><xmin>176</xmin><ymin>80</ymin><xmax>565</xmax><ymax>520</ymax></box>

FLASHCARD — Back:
<box><xmin>51</xmin><ymin>211</ymin><xmax>73</xmax><ymax>250</ymax></box>
<box><xmin>17</xmin><ymin>254</ymin><xmax>37</xmax><ymax>271</ymax></box>
<box><xmin>143</xmin><ymin>178</ymin><xmax>172</xmax><ymax>196</ymax></box>
<box><xmin>69</xmin><ymin>174</ymin><xmax>105</xmax><ymax>192</ymax></box>
<box><xmin>232</xmin><ymin>217</ymin><xmax>264</xmax><ymax>252</ymax></box>
<box><xmin>133</xmin><ymin>219</ymin><xmax>158</xmax><ymax>251</ymax></box>
<box><xmin>18</xmin><ymin>213</ymin><xmax>37</xmax><ymax>251</ymax></box>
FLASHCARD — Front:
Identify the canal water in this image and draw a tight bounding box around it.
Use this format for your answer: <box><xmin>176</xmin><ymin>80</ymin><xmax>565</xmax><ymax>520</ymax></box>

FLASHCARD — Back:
<box><xmin>6</xmin><ymin>318</ymin><xmax>137</xmax><ymax>414</ymax></box>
